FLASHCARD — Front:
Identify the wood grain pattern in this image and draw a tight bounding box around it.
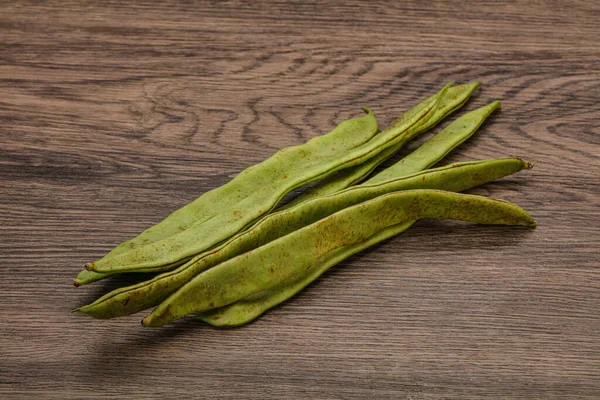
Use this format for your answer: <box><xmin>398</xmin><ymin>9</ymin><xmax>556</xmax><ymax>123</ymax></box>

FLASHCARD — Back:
<box><xmin>1</xmin><ymin>0</ymin><xmax>599</xmax><ymax>398</ymax></box>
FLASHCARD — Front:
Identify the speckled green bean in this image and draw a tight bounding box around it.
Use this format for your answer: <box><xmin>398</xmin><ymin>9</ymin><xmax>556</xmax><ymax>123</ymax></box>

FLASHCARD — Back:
<box><xmin>199</xmin><ymin>221</ymin><xmax>412</xmax><ymax>327</ymax></box>
<box><xmin>283</xmin><ymin>82</ymin><xmax>482</xmax><ymax>208</ymax></box>
<box><xmin>75</xmin><ymin>157</ymin><xmax>530</xmax><ymax>319</ymax></box>
<box><xmin>86</xmin><ymin>83</ymin><xmax>453</xmax><ymax>274</ymax></box>
<box><xmin>74</xmin><ymin>108</ymin><xmax>379</xmax><ymax>285</ymax></box>
<box><xmin>367</xmin><ymin>101</ymin><xmax>501</xmax><ymax>183</ymax></box>
<box><xmin>102</xmin><ymin>110</ymin><xmax>378</xmax><ymax>258</ymax></box>
<box><xmin>143</xmin><ymin>189</ymin><xmax>535</xmax><ymax>327</ymax></box>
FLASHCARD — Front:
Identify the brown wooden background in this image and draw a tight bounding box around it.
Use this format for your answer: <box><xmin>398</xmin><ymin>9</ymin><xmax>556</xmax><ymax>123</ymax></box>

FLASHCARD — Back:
<box><xmin>1</xmin><ymin>1</ymin><xmax>598</xmax><ymax>398</ymax></box>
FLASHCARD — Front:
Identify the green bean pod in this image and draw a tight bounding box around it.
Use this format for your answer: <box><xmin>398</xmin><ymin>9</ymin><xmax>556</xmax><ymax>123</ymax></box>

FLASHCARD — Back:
<box><xmin>143</xmin><ymin>189</ymin><xmax>535</xmax><ymax>327</ymax></box>
<box><xmin>75</xmin><ymin>157</ymin><xmax>530</xmax><ymax>319</ymax></box>
<box><xmin>74</xmin><ymin>107</ymin><xmax>377</xmax><ymax>279</ymax></box>
<box><xmin>73</xmin><ymin>270</ymin><xmax>107</xmax><ymax>287</ymax></box>
<box><xmin>75</xmin><ymin>108</ymin><xmax>379</xmax><ymax>285</ymax></box>
<box><xmin>283</xmin><ymin>82</ymin><xmax>482</xmax><ymax>208</ymax></box>
<box><xmin>199</xmin><ymin>221</ymin><xmax>413</xmax><ymax>327</ymax></box>
<box><xmin>102</xmin><ymin>109</ymin><xmax>378</xmax><ymax>258</ymax></box>
<box><xmin>86</xmin><ymin>83</ymin><xmax>453</xmax><ymax>274</ymax></box>
<box><xmin>367</xmin><ymin>101</ymin><xmax>500</xmax><ymax>183</ymax></box>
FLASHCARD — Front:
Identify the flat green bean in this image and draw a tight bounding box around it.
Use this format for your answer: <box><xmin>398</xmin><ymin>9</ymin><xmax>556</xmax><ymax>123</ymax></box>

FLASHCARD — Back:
<box><xmin>75</xmin><ymin>158</ymin><xmax>529</xmax><ymax>319</ymax></box>
<box><xmin>143</xmin><ymin>189</ymin><xmax>535</xmax><ymax>327</ymax></box>
<box><xmin>101</xmin><ymin>110</ymin><xmax>378</xmax><ymax>259</ymax></box>
<box><xmin>367</xmin><ymin>101</ymin><xmax>501</xmax><ymax>183</ymax></box>
<box><xmin>199</xmin><ymin>221</ymin><xmax>412</xmax><ymax>327</ymax></box>
<box><xmin>74</xmin><ymin>111</ymin><xmax>380</xmax><ymax>286</ymax></box>
<box><xmin>86</xmin><ymin>83</ymin><xmax>453</xmax><ymax>274</ymax></box>
<box><xmin>75</xmin><ymin>107</ymin><xmax>378</xmax><ymax>284</ymax></box>
<box><xmin>283</xmin><ymin>82</ymin><xmax>482</xmax><ymax>208</ymax></box>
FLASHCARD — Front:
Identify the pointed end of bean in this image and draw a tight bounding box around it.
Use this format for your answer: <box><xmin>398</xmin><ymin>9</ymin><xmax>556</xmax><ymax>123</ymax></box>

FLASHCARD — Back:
<box><xmin>511</xmin><ymin>158</ymin><xmax>535</xmax><ymax>171</ymax></box>
<box><xmin>452</xmin><ymin>81</ymin><xmax>481</xmax><ymax>96</ymax></box>
<box><xmin>142</xmin><ymin>306</ymin><xmax>172</xmax><ymax>327</ymax></box>
<box><xmin>361</xmin><ymin>107</ymin><xmax>378</xmax><ymax>132</ymax></box>
<box><xmin>72</xmin><ymin>307</ymin><xmax>82</xmax><ymax>313</ymax></box>
<box><xmin>73</xmin><ymin>304</ymin><xmax>90</xmax><ymax>314</ymax></box>
<box><xmin>73</xmin><ymin>303</ymin><xmax>110</xmax><ymax>318</ymax></box>
<box><xmin>490</xmin><ymin>100</ymin><xmax>502</xmax><ymax>111</ymax></box>
<box><xmin>466</xmin><ymin>81</ymin><xmax>482</xmax><ymax>91</ymax></box>
<box><xmin>517</xmin><ymin>210</ymin><xmax>537</xmax><ymax>228</ymax></box>
<box><xmin>444</xmin><ymin>81</ymin><xmax>455</xmax><ymax>92</ymax></box>
<box><xmin>524</xmin><ymin>160</ymin><xmax>535</xmax><ymax>169</ymax></box>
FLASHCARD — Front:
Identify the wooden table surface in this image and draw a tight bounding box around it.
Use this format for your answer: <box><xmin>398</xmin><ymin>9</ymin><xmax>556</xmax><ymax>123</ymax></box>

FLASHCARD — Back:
<box><xmin>1</xmin><ymin>1</ymin><xmax>598</xmax><ymax>398</ymax></box>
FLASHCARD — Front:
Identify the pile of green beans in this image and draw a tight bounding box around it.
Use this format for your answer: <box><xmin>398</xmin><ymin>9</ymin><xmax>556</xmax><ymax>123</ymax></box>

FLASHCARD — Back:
<box><xmin>75</xmin><ymin>82</ymin><xmax>476</xmax><ymax>286</ymax></box>
<box><xmin>74</xmin><ymin>82</ymin><xmax>536</xmax><ymax>328</ymax></box>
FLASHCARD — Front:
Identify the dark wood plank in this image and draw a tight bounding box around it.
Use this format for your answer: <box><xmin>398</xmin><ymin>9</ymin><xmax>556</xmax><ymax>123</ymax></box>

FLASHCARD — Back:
<box><xmin>0</xmin><ymin>0</ymin><xmax>598</xmax><ymax>398</ymax></box>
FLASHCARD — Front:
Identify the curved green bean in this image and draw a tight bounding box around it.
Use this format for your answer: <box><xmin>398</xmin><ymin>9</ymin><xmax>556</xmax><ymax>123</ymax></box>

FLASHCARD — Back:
<box><xmin>199</xmin><ymin>221</ymin><xmax>413</xmax><ymax>327</ymax></box>
<box><xmin>103</xmin><ymin>110</ymin><xmax>378</xmax><ymax>258</ymax></box>
<box><xmin>143</xmin><ymin>189</ymin><xmax>535</xmax><ymax>327</ymax></box>
<box><xmin>367</xmin><ymin>101</ymin><xmax>501</xmax><ymax>183</ymax></box>
<box><xmin>79</xmin><ymin>107</ymin><xmax>377</xmax><ymax>275</ymax></box>
<box><xmin>86</xmin><ymin>83</ymin><xmax>453</xmax><ymax>274</ymax></box>
<box><xmin>283</xmin><ymin>82</ymin><xmax>482</xmax><ymax>208</ymax></box>
<box><xmin>75</xmin><ymin>110</ymin><xmax>380</xmax><ymax>286</ymax></box>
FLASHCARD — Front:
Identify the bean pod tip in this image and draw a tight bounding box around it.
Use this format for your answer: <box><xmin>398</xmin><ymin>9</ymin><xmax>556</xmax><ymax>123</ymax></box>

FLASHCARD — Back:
<box><xmin>524</xmin><ymin>160</ymin><xmax>535</xmax><ymax>169</ymax></box>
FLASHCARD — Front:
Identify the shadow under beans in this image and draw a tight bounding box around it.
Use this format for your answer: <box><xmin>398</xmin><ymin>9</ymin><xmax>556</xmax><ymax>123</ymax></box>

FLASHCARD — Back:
<box><xmin>76</xmin><ymin>317</ymin><xmax>212</xmax><ymax>384</ymax></box>
<box><xmin>74</xmin><ymin>271</ymin><xmax>164</xmax><ymax>307</ymax></box>
<box><xmin>74</xmin><ymin>218</ymin><xmax>537</xmax><ymax>386</ymax></box>
<box><xmin>403</xmin><ymin>219</ymin><xmax>537</xmax><ymax>251</ymax></box>
<box><xmin>75</xmin><ymin>244</ymin><xmax>399</xmax><ymax>377</ymax></box>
